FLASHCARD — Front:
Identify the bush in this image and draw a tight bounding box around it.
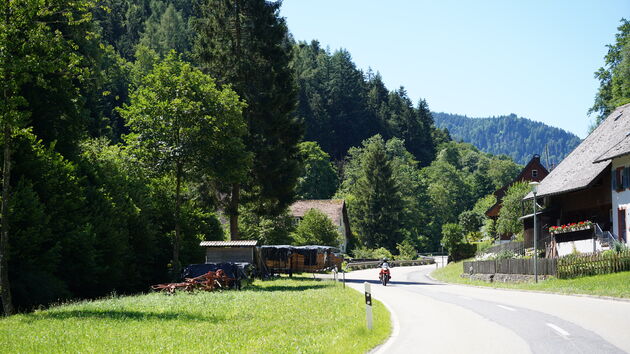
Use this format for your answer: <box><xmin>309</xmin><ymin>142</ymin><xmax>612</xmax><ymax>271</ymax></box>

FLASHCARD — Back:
<box><xmin>395</xmin><ymin>239</ymin><xmax>417</xmax><ymax>260</ymax></box>
<box><xmin>292</xmin><ymin>209</ymin><xmax>342</xmax><ymax>247</ymax></box>
<box><xmin>493</xmin><ymin>250</ymin><xmax>518</xmax><ymax>260</ymax></box>
<box><xmin>351</xmin><ymin>247</ymin><xmax>393</xmax><ymax>260</ymax></box>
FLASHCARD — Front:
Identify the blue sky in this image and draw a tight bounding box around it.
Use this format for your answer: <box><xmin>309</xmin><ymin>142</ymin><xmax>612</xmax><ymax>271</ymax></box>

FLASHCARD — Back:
<box><xmin>281</xmin><ymin>0</ymin><xmax>629</xmax><ymax>138</ymax></box>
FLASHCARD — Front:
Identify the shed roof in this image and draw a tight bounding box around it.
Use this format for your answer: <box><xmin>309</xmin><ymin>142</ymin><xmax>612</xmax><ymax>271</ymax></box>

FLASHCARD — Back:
<box><xmin>199</xmin><ymin>240</ymin><xmax>258</xmax><ymax>247</ymax></box>
<box><xmin>526</xmin><ymin>104</ymin><xmax>630</xmax><ymax>198</ymax></box>
<box><xmin>289</xmin><ymin>199</ymin><xmax>345</xmax><ymax>225</ymax></box>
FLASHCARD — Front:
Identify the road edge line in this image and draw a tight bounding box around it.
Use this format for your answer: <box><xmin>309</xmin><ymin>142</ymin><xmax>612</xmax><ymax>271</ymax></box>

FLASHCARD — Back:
<box><xmin>346</xmin><ymin>284</ymin><xmax>400</xmax><ymax>354</ymax></box>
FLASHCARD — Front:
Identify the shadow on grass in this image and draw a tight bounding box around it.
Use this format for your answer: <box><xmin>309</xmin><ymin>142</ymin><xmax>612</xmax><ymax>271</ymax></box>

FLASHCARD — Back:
<box><xmin>249</xmin><ymin>282</ymin><xmax>330</xmax><ymax>292</ymax></box>
<box><xmin>24</xmin><ymin>309</ymin><xmax>222</xmax><ymax>323</ymax></box>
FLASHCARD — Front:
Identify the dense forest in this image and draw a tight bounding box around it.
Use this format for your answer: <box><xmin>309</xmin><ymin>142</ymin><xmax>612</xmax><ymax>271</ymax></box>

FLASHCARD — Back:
<box><xmin>2</xmin><ymin>0</ymin><xmax>627</xmax><ymax>315</ymax></box>
<box><xmin>432</xmin><ymin>112</ymin><xmax>582</xmax><ymax>166</ymax></box>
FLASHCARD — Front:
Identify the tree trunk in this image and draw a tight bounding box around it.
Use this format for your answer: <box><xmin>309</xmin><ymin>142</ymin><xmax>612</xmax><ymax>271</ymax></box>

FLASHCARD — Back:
<box><xmin>173</xmin><ymin>163</ymin><xmax>182</xmax><ymax>279</ymax></box>
<box><xmin>0</xmin><ymin>122</ymin><xmax>14</xmax><ymax>316</ymax></box>
<box><xmin>229</xmin><ymin>183</ymin><xmax>240</xmax><ymax>240</ymax></box>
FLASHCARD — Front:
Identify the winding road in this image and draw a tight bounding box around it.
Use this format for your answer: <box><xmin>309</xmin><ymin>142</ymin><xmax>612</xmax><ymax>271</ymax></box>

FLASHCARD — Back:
<box><xmin>344</xmin><ymin>264</ymin><xmax>630</xmax><ymax>353</ymax></box>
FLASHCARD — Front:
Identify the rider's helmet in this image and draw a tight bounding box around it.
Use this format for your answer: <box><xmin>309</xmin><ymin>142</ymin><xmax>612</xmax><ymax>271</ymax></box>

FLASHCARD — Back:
<box><xmin>382</xmin><ymin>257</ymin><xmax>388</xmax><ymax>262</ymax></box>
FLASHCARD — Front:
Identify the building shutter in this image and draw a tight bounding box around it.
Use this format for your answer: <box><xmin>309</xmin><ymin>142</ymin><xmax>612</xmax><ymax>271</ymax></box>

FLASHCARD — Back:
<box><xmin>625</xmin><ymin>167</ymin><xmax>630</xmax><ymax>189</ymax></box>
<box><xmin>612</xmin><ymin>170</ymin><xmax>618</xmax><ymax>191</ymax></box>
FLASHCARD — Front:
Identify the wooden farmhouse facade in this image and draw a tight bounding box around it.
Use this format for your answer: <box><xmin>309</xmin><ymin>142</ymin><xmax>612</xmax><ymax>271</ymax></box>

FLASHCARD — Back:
<box><xmin>523</xmin><ymin>103</ymin><xmax>630</xmax><ymax>255</ymax></box>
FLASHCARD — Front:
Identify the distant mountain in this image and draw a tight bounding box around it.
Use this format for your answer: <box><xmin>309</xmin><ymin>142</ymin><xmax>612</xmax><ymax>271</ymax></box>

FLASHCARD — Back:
<box><xmin>432</xmin><ymin>112</ymin><xmax>582</xmax><ymax>166</ymax></box>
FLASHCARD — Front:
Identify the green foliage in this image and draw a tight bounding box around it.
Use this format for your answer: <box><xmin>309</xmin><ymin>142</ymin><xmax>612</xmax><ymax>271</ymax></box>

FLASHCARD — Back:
<box><xmin>292</xmin><ymin>42</ymin><xmax>438</xmax><ymax>164</ymax></box>
<box><xmin>395</xmin><ymin>239</ymin><xmax>417</xmax><ymax>260</ymax></box>
<box><xmin>459</xmin><ymin>210</ymin><xmax>485</xmax><ymax>234</ymax></box>
<box><xmin>119</xmin><ymin>51</ymin><xmax>249</xmax><ymax>272</ymax></box>
<box><xmin>120</xmin><ymin>51</ymin><xmax>250</xmax><ymax>183</ymax></box>
<box><xmin>296</xmin><ymin>142</ymin><xmax>338</xmax><ymax>199</ymax></box>
<box><xmin>493</xmin><ymin>250</ymin><xmax>519</xmax><ymax>260</ymax></box>
<box><xmin>345</xmin><ymin>136</ymin><xmax>404</xmax><ymax>251</ymax></box>
<box><xmin>433</xmin><ymin>112</ymin><xmax>581</xmax><ymax>167</ymax></box>
<box><xmin>496</xmin><ymin>181</ymin><xmax>531</xmax><ymax>237</ymax></box>
<box><xmin>372</xmin><ymin>247</ymin><xmax>394</xmax><ymax>260</ymax></box>
<box><xmin>292</xmin><ymin>209</ymin><xmax>341</xmax><ymax>247</ymax></box>
<box><xmin>440</xmin><ymin>223</ymin><xmax>476</xmax><ymax>262</ymax></box>
<box><xmin>239</xmin><ymin>209</ymin><xmax>295</xmax><ymax>245</ymax></box>
<box><xmin>590</xmin><ymin>19</ymin><xmax>630</xmax><ymax>127</ymax></box>
<box><xmin>194</xmin><ymin>0</ymin><xmax>302</xmax><ymax>218</ymax></box>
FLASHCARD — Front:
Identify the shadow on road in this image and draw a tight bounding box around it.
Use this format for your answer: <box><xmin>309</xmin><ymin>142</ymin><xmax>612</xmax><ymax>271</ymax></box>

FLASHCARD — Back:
<box><xmin>343</xmin><ymin>278</ymin><xmax>440</xmax><ymax>286</ymax></box>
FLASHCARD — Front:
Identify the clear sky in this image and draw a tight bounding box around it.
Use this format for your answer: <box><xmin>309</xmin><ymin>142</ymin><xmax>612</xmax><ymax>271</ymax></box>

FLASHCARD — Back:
<box><xmin>280</xmin><ymin>0</ymin><xmax>629</xmax><ymax>138</ymax></box>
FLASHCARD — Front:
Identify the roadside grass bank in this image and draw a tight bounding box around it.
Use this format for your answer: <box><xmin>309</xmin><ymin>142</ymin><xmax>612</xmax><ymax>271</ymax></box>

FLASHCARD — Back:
<box><xmin>432</xmin><ymin>260</ymin><xmax>630</xmax><ymax>299</ymax></box>
<box><xmin>0</xmin><ymin>277</ymin><xmax>390</xmax><ymax>353</ymax></box>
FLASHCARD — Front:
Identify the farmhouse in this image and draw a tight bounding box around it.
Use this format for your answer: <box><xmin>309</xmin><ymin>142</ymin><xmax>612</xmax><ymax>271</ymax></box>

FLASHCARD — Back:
<box><xmin>289</xmin><ymin>199</ymin><xmax>352</xmax><ymax>252</ymax></box>
<box><xmin>523</xmin><ymin>103</ymin><xmax>630</xmax><ymax>255</ymax></box>
<box><xmin>486</xmin><ymin>154</ymin><xmax>548</xmax><ymax>241</ymax></box>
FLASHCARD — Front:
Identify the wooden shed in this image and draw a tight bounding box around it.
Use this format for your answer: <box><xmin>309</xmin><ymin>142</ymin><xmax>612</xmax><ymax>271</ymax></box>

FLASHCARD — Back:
<box><xmin>200</xmin><ymin>240</ymin><xmax>258</xmax><ymax>264</ymax></box>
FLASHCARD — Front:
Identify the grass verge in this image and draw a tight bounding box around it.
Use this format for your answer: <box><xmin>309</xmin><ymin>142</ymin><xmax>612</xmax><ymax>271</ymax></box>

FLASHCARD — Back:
<box><xmin>432</xmin><ymin>259</ymin><xmax>630</xmax><ymax>299</ymax></box>
<box><xmin>0</xmin><ymin>277</ymin><xmax>390</xmax><ymax>353</ymax></box>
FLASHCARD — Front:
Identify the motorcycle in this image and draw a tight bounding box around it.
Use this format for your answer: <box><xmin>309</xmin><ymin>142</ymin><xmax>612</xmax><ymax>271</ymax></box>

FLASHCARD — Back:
<box><xmin>379</xmin><ymin>266</ymin><xmax>391</xmax><ymax>286</ymax></box>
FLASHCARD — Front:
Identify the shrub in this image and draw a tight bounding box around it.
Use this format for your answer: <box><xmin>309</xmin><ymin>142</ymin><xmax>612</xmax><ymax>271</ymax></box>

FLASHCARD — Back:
<box><xmin>292</xmin><ymin>209</ymin><xmax>342</xmax><ymax>247</ymax></box>
<box><xmin>494</xmin><ymin>250</ymin><xmax>518</xmax><ymax>260</ymax></box>
<box><xmin>395</xmin><ymin>239</ymin><xmax>417</xmax><ymax>260</ymax></box>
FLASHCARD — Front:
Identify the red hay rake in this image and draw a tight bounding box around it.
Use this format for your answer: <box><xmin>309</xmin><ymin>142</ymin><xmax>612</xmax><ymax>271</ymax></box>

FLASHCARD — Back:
<box><xmin>151</xmin><ymin>269</ymin><xmax>234</xmax><ymax>294</ymax></box>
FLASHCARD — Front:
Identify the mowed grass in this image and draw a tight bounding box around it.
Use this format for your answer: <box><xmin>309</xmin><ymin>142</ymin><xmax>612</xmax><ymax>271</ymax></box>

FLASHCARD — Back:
<box><xmin>0</xmin><ymin>278</ymin><xmax>390</xmax><ymax>353</ymax></box>
<box><xmin>432</xmin><ymin>259</ymin><xmax>630</xmax><ymax>299</ymax></box>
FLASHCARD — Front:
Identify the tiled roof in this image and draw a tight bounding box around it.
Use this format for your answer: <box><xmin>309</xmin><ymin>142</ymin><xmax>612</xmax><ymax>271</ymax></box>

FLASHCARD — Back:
<box><xmin>289</xmin><ymin>199</ymin><xmax>345</xmax><ymax>226</ymax></box>
<box><xmin>199</xmin><ymin>240</ymin><xmax>258</xmax><ymax>247</ymax></box>
<box><xmin>526</xmin><ymin>103</ymin><xmax>630</xmax><ymax>198</ymax></box>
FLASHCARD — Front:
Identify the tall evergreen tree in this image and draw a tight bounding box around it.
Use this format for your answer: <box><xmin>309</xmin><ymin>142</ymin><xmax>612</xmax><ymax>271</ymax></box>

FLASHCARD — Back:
<box><xmin>194</xmin><ymin>0</ymin><xmax>302</xmax><ymax>239</ymax></box>
<box><xmin>349</xmin><ymin>136</ymin><xmax>404</xmax><ymax>251</ymax></box>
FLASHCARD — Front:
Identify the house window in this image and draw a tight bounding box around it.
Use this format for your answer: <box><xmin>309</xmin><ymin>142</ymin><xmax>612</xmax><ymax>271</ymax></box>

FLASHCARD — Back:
<box><xmin>531</xmin><ymin>169</ymin><xmax>538</xmax><ymax>178</ymax></box>
<box><xmin>616</xmin><ymin>167</ymin><xmax>625</xmax><ymax>191</ymax></box>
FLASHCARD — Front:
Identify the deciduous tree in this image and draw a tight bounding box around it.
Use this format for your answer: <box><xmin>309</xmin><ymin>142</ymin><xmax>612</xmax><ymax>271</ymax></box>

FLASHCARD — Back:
<box><xmin>119</xmin><ymin>52</ymin><xmax>249</xmax><ymax>275</ymax></box>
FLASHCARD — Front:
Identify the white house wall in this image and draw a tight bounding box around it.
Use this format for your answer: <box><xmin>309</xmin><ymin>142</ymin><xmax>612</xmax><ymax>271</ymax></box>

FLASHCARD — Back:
<box><xmin>611</xmin><ymin>155</ymin><xmax>630</xmax><ymax>243</ymax></box>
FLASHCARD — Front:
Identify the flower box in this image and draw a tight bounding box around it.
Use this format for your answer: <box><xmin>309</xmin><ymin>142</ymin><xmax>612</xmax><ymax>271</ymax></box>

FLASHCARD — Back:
<box><xmin>549</xmin><ymin>221</ymin><xmax>593</xmax><ymax>235</ymax></box>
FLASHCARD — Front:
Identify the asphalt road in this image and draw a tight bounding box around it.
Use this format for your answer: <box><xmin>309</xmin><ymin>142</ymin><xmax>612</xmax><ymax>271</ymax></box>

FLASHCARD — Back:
<box><xmin>344</xmin><ymin>264</ymin><xmax>630</xmax><ymax>354</ymax></box>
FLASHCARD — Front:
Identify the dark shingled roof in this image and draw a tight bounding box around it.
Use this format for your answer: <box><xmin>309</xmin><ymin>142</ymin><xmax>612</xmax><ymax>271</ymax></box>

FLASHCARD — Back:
<box><xmin>527</xmin><ymin>103</ymin><xmax>630</xmax><ymax>198</ymax></box>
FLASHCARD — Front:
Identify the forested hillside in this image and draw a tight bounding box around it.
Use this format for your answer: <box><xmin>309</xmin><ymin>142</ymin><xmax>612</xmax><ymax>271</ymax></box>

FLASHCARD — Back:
<box><xmin>0</xmin><ymin>0</ymin><xmax>522</xmax><ymax>314</ymax></box>
<box><xmin>433</xmin><ymin>112</ymin><xmax>582</xmax><ymax>166</ymax></box>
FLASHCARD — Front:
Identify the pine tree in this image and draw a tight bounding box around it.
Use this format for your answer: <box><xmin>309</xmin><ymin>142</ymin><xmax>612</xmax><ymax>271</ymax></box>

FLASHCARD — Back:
<box><xmin>194</xmin><ymin>0</ymin><xmax>302</xmax><ymax>239</ymax></box>
<box><xmin>350</xmin><ymin>136</ymin><xmax>404</xmax><ymax>251</ymax></box>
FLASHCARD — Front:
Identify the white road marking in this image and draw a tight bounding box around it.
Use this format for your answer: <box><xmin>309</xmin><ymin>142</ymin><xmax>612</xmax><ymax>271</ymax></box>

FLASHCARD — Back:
<box><xmin>497</xmin><ymin>304</ymin><xmax>516</xmax><ymax>312</ymax></box>
<box><xmin>459</xmin><ymin>296</ymin><xmax>473</xmax><ymax>300</ymax></box>
<box><xmin>547</xmin><ymin>323</ymin><xmax>571</xmax><ymax>337</ymax></box>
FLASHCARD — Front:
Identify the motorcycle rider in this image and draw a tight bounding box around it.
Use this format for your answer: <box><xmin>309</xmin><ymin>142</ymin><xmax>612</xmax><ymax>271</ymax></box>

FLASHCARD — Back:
<box><xmin>379</xmin><ymin>258</ymin><xmax>391</xmax><ymax>283</ymax></box>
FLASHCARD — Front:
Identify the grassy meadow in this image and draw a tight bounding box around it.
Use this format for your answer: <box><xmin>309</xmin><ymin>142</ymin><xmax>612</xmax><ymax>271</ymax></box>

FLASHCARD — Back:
<box><xmin>0</xmin><ymin>278</ymin><xmax>390</xmax><ymax>353</ymax></box>
<box><xmin>432</xmin><ymin>259</ymin><xmax>630</xmax><ymax>299</ymax></box>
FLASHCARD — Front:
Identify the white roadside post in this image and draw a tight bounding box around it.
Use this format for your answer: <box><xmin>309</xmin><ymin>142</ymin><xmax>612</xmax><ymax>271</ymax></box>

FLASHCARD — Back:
<box><xmin>364</xmin><ymin>282</ymin><xmax>373</xmax><ymax>330</ymax></box>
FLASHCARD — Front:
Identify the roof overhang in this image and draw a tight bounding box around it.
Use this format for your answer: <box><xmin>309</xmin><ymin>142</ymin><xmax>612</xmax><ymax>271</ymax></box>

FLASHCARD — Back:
<box><xmin>200</xmin><ymin>240</ymin><xmax>258</xmax><ymax>247</ymax></box>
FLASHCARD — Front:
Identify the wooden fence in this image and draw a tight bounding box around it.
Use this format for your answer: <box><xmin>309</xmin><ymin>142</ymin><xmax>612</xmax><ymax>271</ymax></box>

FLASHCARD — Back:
<box><xmin>463</xmin><ymin>258</ymin><xmax>557</xmax><ymax>276</ymax></box>
<box><xmin>557</xmin><ymin>250</ymin><xmax>630</xmax><ymax>278</ymax></box>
